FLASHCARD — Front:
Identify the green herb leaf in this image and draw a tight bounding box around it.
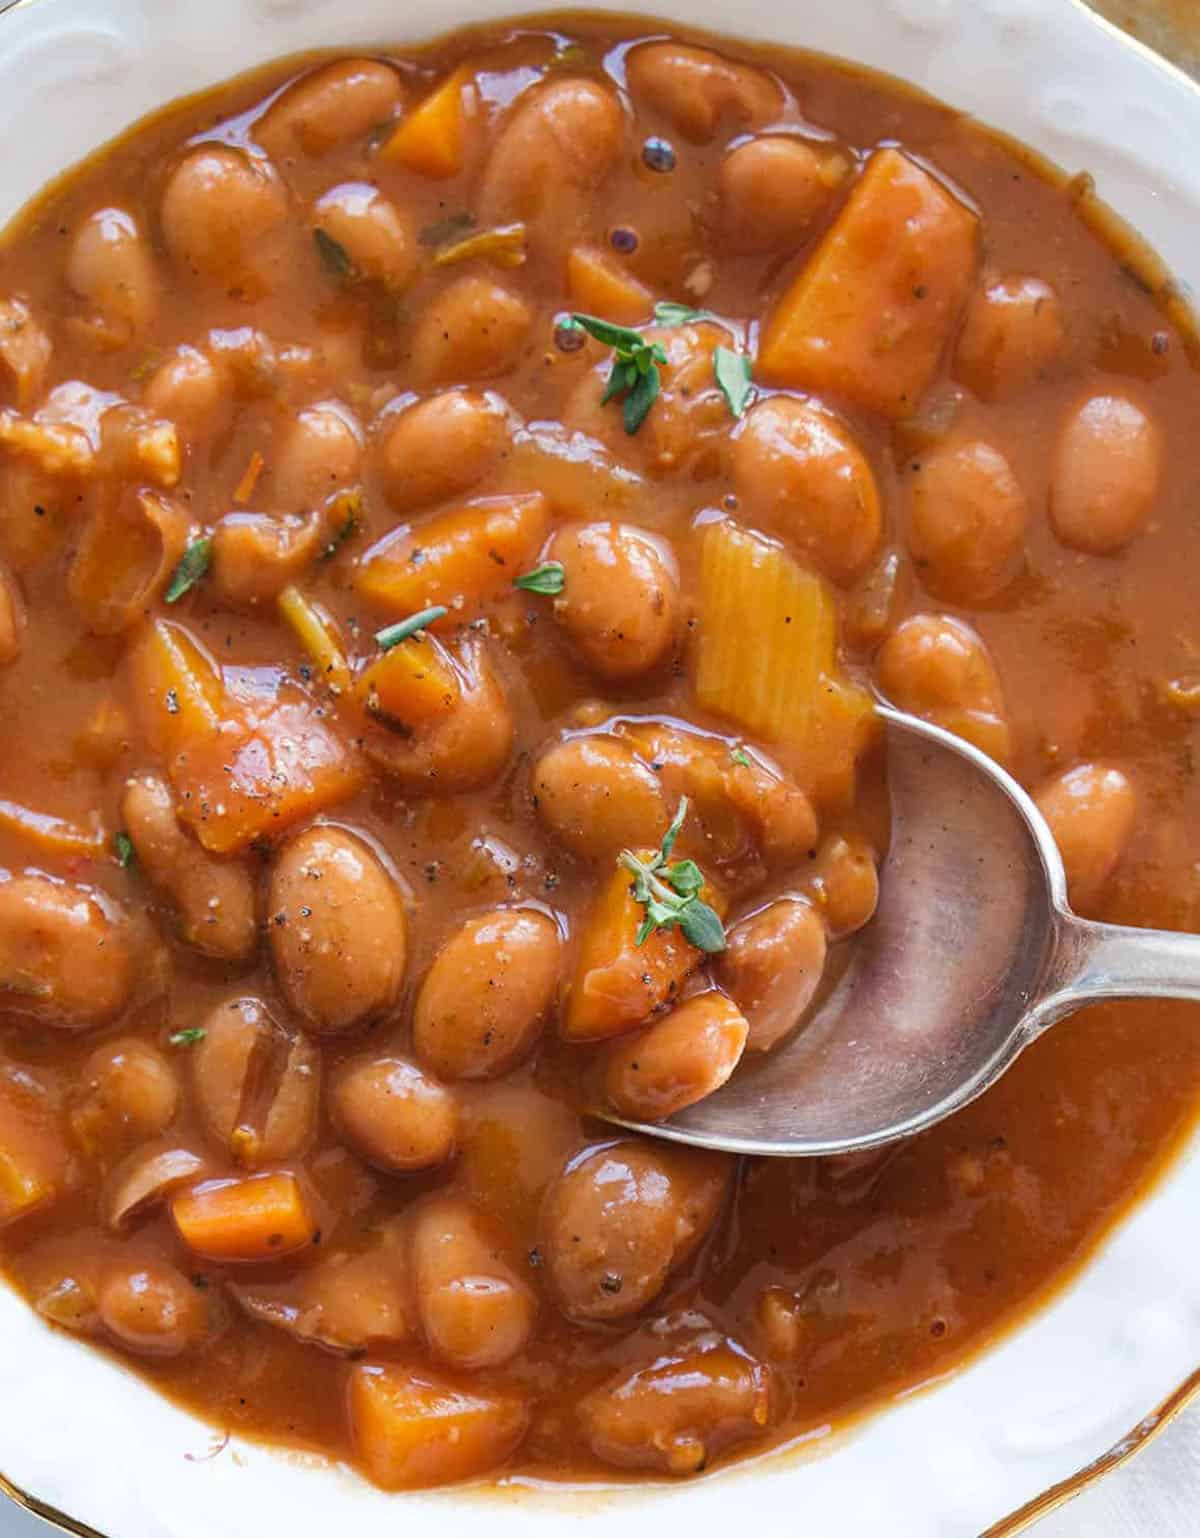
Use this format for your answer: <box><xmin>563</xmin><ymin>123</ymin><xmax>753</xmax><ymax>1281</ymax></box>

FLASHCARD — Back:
<box><xmin>169</xmin><ymin>1028</ymin><xmax>207</xmax><ymax>1048</ymax></box>
<box><xmin>314</xmin><ymin>227</ymin><xmax>355</xmax><ymax>282</ymax></box>
<box><xmin>514</xmin><ymin>561</ymin><xmax>566</xmax><ymax>596</ymax></box>
<box><xmin>654</xmin><ymin>301</ymin><xmax>710</xmax><ymax>327</ymax></box>
<box><xmin>729</xmin><ymin>746</ymin><xmax>752</xmax><ymax>768</ymax></box>
<box><xmin>562</xmin><ymin>313</ymin><xmax>668</xmax><ymax>435</ymax></box>
<box><xmin>165</xmin><ymin>537</ymin><xmax>212</xmax><ymax>604</ymax></box>
<box><xmin>714</xmin><ymin>345</ymin><xmax>754</xmax><ymax>419</ymax></box>
<box><xmin>418</xmin><ymin>211</ymin><xmax>476</xmax><ymax>248</ymax></box>
<box><xmin>375</xmin><ymin>605</ymin><xmax>449</xmax><ymax>651</ymax></box>
<box><xmin>562</xmin><ymin>313</ymin><xmax>645</xmax><ymax>353</ymax></box>
<box><xmin>321</xmin><ymin>502</ymin><xmax>361</xmax><ymax>562</ymax></box>
<box><xmin>664</xmin><ymin>859</ymin><xmax>704</xmax><ymax>898</ymax></box>
<box><xmin>660</xmin><ymin>796</ymin><xmax>689</xmax><ymax>863</ymax></box>
<box><xmin>113</xmin><ymin>831</ymin><xmax>135</xmax><ymax>869</ymax></box>
<box><xmin>677</xmin><ymin>898</ymin><xmax>726</xmax><ymax>954</ymax></box>
<box><xmin>623</xmin><ymin>365</ymin><xmax>660</xmax><ymax>434</ymax></box>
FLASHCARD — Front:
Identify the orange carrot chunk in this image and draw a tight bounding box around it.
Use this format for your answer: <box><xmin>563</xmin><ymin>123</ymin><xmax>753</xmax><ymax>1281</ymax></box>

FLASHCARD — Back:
<box><xmin>171</xmin><ymin>1171</ymin><xmax>317</xmax><ymax>1262</ymax></box>
<box><xmin>380</xmin><ymin>69</ymin><xmax>476</xmax><ymax>179</ymax></box>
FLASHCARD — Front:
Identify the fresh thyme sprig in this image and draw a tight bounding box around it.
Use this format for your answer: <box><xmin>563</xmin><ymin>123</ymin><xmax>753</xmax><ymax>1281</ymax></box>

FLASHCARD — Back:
<box><xmin>617</xmin><ymin>796</ymin><xmax>725</xmax><ymax>953</ymax></box>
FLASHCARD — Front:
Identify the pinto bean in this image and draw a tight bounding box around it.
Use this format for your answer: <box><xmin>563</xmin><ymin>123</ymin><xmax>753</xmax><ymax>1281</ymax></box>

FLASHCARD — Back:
<box><xmin>580</xmin><ymin>1328</ymin><xmax>772</xmax><ymax>1473</ymax></box>
<box><xmin>625</xmin><ymin>42</ymin><xmax>783</xmax><ymax>143</ymax></box>
<box><xmin>236</xmin><ymin>1241</ymin><xmax>412</xmax><ymax>1353</ymax></box>
<box><xmin>269</xmin><ymin>826</ymin><xmax>407</xmax><ymax>1035</ymax></box>
<box><xmin>103</xmin><ymin>1144</ymin><xmax>207</xmax><ymax>1232</ymax></box>
<box><xmin>191</xmin><ymin>996</ymin><xmax>320</xmax><ymax>1167</ymax></box>
<box><xmin>408</xmin><ymin>275</ymin><xmax>532</xmax><ymax>385</ymax></box>
<box><xmin>804</xmin><ymin>835</ymin><xmax>880</xmax><ymax>937</ymax></box>
<box><xmin>66</xmin><ymin>207</ymin><xmax>159</xmax><ymax>339</ymax></box>
<box><xmin>732</xmin><ymin>396</ymin><xmax>882</xmax><ymax>584</ymax></box>
<box><xmin>717</xmin><ymin>137</ymin><xmax>835</xmax><ymax>252</ymax></box>
<box><xmin>876</xmin><ymin>612</ymin><xmax>1012</xmax><ymax>763</ymax></box>
<box><xmin>313</xmin><ymin>183</ymin><xmax>416</xmax><ymax>291</ymax></box>
<box><xmin>540</xmin><ymin>1139</ymin><xmax>731</xmax><ymax>1321</ymax></box>
<box><xmin>907</xmin><ymin>437</ymin><xmax>1029</xmax><ymax>602</ymax></box>
<box><xmin>547</xmin><ymin>523</ymin><xmax>679</xmax><ymax>680</ymax></box>
<box><xmin>122</xmin><ymin>774</ymin><xmax>256</xmax><ymax>961</ymax></box>
<box><xmin>1050</xmin><ymin>393</ymin><xmax>1163</xmax><ymax>554</ymax></box>
<box><xmin>210</xmin><ymin>511</ymin><xmax>327</xmax><ymax>606</ymax></box>
<box><xmin>1035</xmin><ymin>762</ymin><xmax>1137</xmax><ymax>910</ymax></box>
<box><xmin>160</xmin><ymin>146</ymin><xmax>289</xmax><ymax>292</ymax></box>
<box><xmin>477</xmin><ymin>78</ymin><xmax>624</xmax><ymax>244</ymax></box>
<box><xmin>605</xmin><ymin>992</ymin><xmax>749</xmax><ymax>1121</ymax></box>
<box><xmin>411</xmin><ymin>1195</ymin><xmax>536</xmax><ymax>1369</ymax></box>
<box><xmin>271</xmin><ymin>402</ymin><xmax>362</xmax><ymax>514</ymax></box>
<box><xmin>70</xmin><ymin>1040</ymin><xmax>179</xmax><ymax>1158</ymax></box>
<box><xmin>330</xmin><ymin>1055</ymin><xmax>459</xmax><ymax>1174</ymax></box>
<box><xmin>717</xmin><ymin>899</ymin><xmax>827</xmax><ymax>1052</ymax></box>
<box><xmin>533</xmin><ymin>735</ymin><xmax>669</xmax><ymax>861</ymax></box>
<box><xmin>0</xmin><ymin>872</ymin><xmax>138</xmax><ymax>1030</ymax></box>
<box><xmin>956</xmin><ymin>274</ymin><xmax>1065</xmax><ymax>400</ymax></box>
<box><xmin>376</xmin><ymin>390</ymin><xmax>510</xmax><ymax>514</ymax></box>
<box><xmin>413</xmin><ymin>908</ymin><xmax>561</xmax><ymax>1081</ymax></box>
<box><xmin>256</xmin><ymin>58</ymin><xmax>404</xmax><ymax>159</ymax></box>
<box><xmin>142</xmin><ymin>345</ymin><xmax>231</xmax><ymax>443</ymax></box>
<box><xmin>97</xmin><ymin>1260</ymin><xmax>212</xmax><ymax>1357</ymax></box>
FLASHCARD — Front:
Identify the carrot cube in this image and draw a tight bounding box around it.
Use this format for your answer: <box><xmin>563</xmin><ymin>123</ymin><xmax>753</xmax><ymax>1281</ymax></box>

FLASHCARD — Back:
<box><xmin>171</xmin><ymin>1171</ymin><xmax>316</xmax><ymax>1262</ymax></box>
<box><xmin>380</xmin><ymin>69</ymin><xmax>475</xmax><ymax>180</ymax></box>
<box><xmin>566</xmin><ymin>245</ymin><xmax>654</xmax><ymax>325</ymax></box>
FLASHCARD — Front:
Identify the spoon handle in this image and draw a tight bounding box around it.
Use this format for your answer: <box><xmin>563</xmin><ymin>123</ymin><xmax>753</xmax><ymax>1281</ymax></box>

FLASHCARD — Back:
<box><xmin>1032</xmin><ymin>913</ymin><xmax>1200</xmax><ymax>1035</ymax></box>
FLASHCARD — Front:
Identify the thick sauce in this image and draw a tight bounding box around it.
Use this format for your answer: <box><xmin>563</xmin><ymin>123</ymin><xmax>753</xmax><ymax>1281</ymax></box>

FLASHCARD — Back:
<box><xmin>1</xmin><ymin>13</ymin><xmax>1199</xmax><ymax>1491</ymax></box>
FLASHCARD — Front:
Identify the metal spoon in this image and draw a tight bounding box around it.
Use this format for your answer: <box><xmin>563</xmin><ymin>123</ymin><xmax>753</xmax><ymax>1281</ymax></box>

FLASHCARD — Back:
<box><xmin>607</xmin><ymin>703</ymin><xmax>1200</xmax><ymax>1158</ymax></box>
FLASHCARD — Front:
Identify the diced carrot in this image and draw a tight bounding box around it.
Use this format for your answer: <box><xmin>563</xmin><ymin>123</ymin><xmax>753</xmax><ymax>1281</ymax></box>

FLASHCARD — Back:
<box><xmin>380</xmin><ymin>68</ymin><xmax>476</xmax><ymax>179</ymax></box>
<box><xmin>352</xmin><ymin>632</ymin><xmax>460</xmax><ymax>729</ymax></box>
<box><xmin>566</xmin><ymin>246</ymin><xmax>654</xmax><ymax>324</ymax></box>
<box><xmin>277</xmin><ymin>585</ymin><xmax>351</xmax><ymax>693</ymax></box>
<box><xmin>0</xmin><ymin>1073</ymin><xmax>67</xmax><ymax>1229</ymax></box>
<box><xmin>348</xmin><ymin>1362</ymin><xmax>528</xmax><ymax>1490</ymax></box>
<box><xmin>758</xmin><ymin>148</ymin><xmax>979</xmax><ymax>417</ymax></box>
<box><xmin>171</xmin><ymin>699</ymin><xmax>364</xmax><ymax>854</ymax></box>
<box><xmin>233</xmin><ymin>449</ymin><xmax>265</xmax><ymax>507</ymax></box>
<box><xmin>562</xmin><ymin>856</ymin><xmax>722</xmax><ymax>1042</ymax></box>
<box><xmin>355</xmin><ymin>493</ymin><xmax>548</xmax><ymax>625</ymax></box>
<box><xmin>129</xmin><ymin>618</ymin><xmax>225</xmax><ymax>761</ymax></box>
<box><xmin>171</xmin><ymin>1171</ymin><xmax>316</xmax><ymax>1262</ymax></box>
<box><xmin>0</xmin><ymin>799</ymin><xmax>105</xmax><ymax>859</ymax></box>
<box><xmin>798</xmin><ymin>673</ymin><xmax>879</xmax><ymax>808</ymax></box>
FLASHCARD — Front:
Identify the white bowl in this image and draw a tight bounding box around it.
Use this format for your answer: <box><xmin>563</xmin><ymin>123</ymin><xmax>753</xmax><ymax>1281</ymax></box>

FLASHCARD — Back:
<box><xmin>2</xmin><ymin>1</ymin><xmax>1200</xmax><ymax>1534</ymax></box>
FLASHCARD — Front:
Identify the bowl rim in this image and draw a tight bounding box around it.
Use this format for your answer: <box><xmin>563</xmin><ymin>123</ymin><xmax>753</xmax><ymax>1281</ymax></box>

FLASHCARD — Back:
<box><xmin>3</xmin><ymin>0</ymin><xmax>1200</xmax><ymax>1533</ymax></box>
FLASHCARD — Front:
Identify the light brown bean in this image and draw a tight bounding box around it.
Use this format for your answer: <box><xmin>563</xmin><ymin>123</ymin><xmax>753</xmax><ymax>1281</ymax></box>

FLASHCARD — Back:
<box><xmin>411</xmin><ymin>1195</ymin><xmax>536</xmax><ymax>1369</ymax></box>
<box><xmin>191</xmin><ymin>997</ymin><xmax>320</xmax><ymax>1166</ymax></box>
<box><xmin>66</xmin><ymin>207</ymin><xmax>159</xmax><ymax>339</ymax></box>
<box><xmin>907</xmin><ymin>437</ymin><xmax>1029</xmax><ymax>602</ymax></box>
<box><xmin>732</xmin><ymin>396</ymin><xmax>882</xmax><ymax>584</ymax></box>
<box><xmin>271</xmin><ymin>403</ymin><xmax>361</xmax><ymax>514</ymax></box>
<box><xmin>605</xmin><ymin>992</ymin><xmax>749</xmax><ymax>1121</ymax></box>
<box><xmin>625</xmin><ymin>42</ymin><xmax>783</xmax><ymax>143</ymax></box>
<box><xmin>0</xmin><ymin>560</ymin><xmax>23</xmax><ymax>664</ymax></box>
<box><xmin>103</xmin><ymin>1144</ymin><xmax>207</xmax><ymax>1232</ymax></box>
<box><xmin>547</xmin><ymin>523</ymin><xmax>679</xmax><ymax>680</ymax></box>
<box><xmin>876</xmin><ymin>612</ymin><xmax>1012</xmax><ymax>763</ymax></box>
<box><xmin>1050</xmin><ymin>393</ymin><xmax>1163</xmax><ymax>554</ymax></box>
<box><xmin>122</xmin><ymin>774</ymin><xmax>257</xmax><ymax>961</ymax></box>
<box><xmin>407</xmin><ymin>275</ymin><xmax>532</xmax><ymax>385</ymax></box>
<box><xmin>717</xmin><ymin>137</ymin><xmax>836</xmax><ymax>252</ymax></box>
<box><xmin>1035</xmin><ymin>762</ymin><xmax>1137</xmax><ymax>910</ymax></box>
<box><xmin>717</xmin><ymin>899</ymin><xmax>827</xmax><ymax>1052</ymax></box>
<box><xmin>533</xmin><ymin>734</ymin><xmax>669</xmax><ymax>861</ymax></box>
<box><xmin>160</xmin><ymin>146</ymin><xmax>289</xmax><ymax>292</ymax></box>
<box><xmin>540</xmin><ymin>1139</ymin><xmax>731</xmax><ymax>1321</ymax></box>
<box><xmin>804</xmin><ymin>836</ymin><xmax>880</xmax><ymax>937</ymax></box>
<box><xmin>313</xmin><ymin>183</ymin><xmax>416</xmax><ymax>291</ymax></box>
<box><xmin>256</xmin><ymin>58</ymin><xmax>404</xmax><ymax>159</ymax></box>
<box><xmin>330</xmin><ymin>1055</ymin><xmax>459</xmax><ymax>1174</ymax></box>
<box><xmin>143</xmin><ymin>346</ymin><xmax>231</xmax><ymax>443</ymax></box>
<box><xmin>70</xmin><ymin>1040</ymin><xmax>179</xmax><ymax>1158</ymax></box>
<box><xmin>956</xmin><ymin>274</ymin><xmax>1065</xmax><ymax>400</ymax></box>
<box><xmin>210</xmin><ymin>511</ymin><xmax>327</xmax><ymax>607</ymax></box>
<box><xmin>97</xmin><ymin>1260</ymin><xmax>212</xmax><ymax>1357</ymax></box>
<box><xmin>269</xmin><ymin>826</ymin><xmax>407</xmax><ymax>1035</ymax></box>
<box><xmin>413</xmin><ymin>908</ymin><xmax>561</xmax><ymax>1081</ymax></box>
<box><xmin>0</xmin><ymin>873</ymin><xmax>138</xmax><ymax>1030</ymax></box>
<box><xmin>376</xmin><ymin>390</ymin><xmax>510</xmax><ymax>514</ymax></box>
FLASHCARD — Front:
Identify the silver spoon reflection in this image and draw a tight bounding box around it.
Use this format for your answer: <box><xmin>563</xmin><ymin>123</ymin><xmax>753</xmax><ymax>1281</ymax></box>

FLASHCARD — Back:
<box><xmin>605</xmin><ymin>704</ymin><xmax>1200</xmax><ymax>1158</ymax></box>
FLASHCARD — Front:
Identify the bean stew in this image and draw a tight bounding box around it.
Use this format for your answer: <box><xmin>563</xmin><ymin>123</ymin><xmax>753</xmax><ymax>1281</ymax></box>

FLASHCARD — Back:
<box><xmin>2</xmin><ymin>12</ymin><xmax>1200</xmax><ymax>1492</ymax></box>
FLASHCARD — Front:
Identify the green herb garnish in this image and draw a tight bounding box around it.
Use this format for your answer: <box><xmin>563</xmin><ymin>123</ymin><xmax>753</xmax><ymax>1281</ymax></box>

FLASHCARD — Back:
<box><xmin>618</xmin><ymin>797</ymin><xmax>726</xmax><ymax>953</ymax></box>
<box><xmin>654</xmin><ymin>301</ymin><xmax>711</xmax><ymax>328</ymax></box>
<box><xmin>375</xmin><ymin>605</ymin><xmax>449</xmax><ymax>651</ymax></box>
<box><xmin>321</xmin><ymin>491</ymin><xmax>363</xmax><ymax>562</ymax></box>
<box><xmin>418</xmin><ymin>211</ymin><xmax>476</xmax><ymax>248</ymax></box>
<box><xmin>561</xmin><ymin>312</ymin><xmax>668</xmax><ymax>435</ymax></box>
<box><xmin>169</xmin><ymin>1028</ymin><xmax>207</xmax><ymax>1048</ymax></box>
<box><xmin>165</xmin><ymin>537</ymin><xmax>212</xmax><ymax>604</ymax></box>
<box><xmin>113</xmin><ymin>831</ymin><xmax>135</xmax><ymax>869</ymax></box>
<box><xmin>729</xmin><ymin>747</ymin><xmax>752</xmax><ymax>769</ymax></box>
<box><xmin>514</xmin><ymin>561</ymin><xmax>566</xmax><ymax>596</ymax></box>
<box><xmin>713</xmin><ymin>345</ymin><xmax>754</xmax><ymax>419</ymax></box>
<box><xmin>314</xmin><ymin>227</ymin><xmax>355</xmax><ymax>281</ymax></box>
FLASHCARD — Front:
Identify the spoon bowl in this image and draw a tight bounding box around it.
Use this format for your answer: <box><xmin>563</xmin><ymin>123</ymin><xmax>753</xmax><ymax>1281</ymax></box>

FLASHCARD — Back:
<box><xmin>608</xmin><ymin>705</ymin><xmax>1200</xmax><ymax>1157</ymax></box>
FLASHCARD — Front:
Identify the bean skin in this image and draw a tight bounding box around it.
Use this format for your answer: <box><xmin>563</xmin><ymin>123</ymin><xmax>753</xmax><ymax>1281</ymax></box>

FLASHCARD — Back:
<box><xmin>1050</xmin><ymin>393</ymin><xmax>1162</xmax><ymax>554</ymax></box>
<box><xmin>312</xmin><ymin>183</ymin><xmax>416</xmax><ymax>291</ymax></box>
<box><xmin>604</xmin><ymin>992</ymin><xmax>749</xmax><ymax>1121</ymax></box>
<box><xmin>413</xmin><ymin>908</ymin><xmax>561</xmax><ymax>1081</ymax></box>
<box><xmin>66</xmin><ymin>207</ymin><xmax>159</xmax><ymax>338</ymax></box>
<box><xmin>1035</xmin><ymin>762</ymin><xmax>1136</xmax><ymax>911</ymax></box>
<box><xmin>70</xmin><ymin>1040</ymin><xmax>179</xmax><ymax>1157</ymax></box>
<box><xmin>717</xmin><ymin>138</ymin><xmax>835</xmax><ymax>253</ymax></box>
<box><xmin>376</xmin><ymin>390</ymin><xmax>509</xmax><ymax>514</ymax></box>
<box><xmin>269</xmin><ymin>826</ymin><xmax>407</xmax><ymax>1035</ymax></box>
<box><xmin>547</xmin><ymin>523</ymin><xmax>680</xmax><ymax>680</ymax></box>
<box><xmin>160</xmin><ymin>146</ymin><xmax>289</xmax><ymax>292</ymax></box>
<box><xmin>532</xmin><ymin>735</ymin><xmax>668</xmax><ymax>861</ymax></box>
<box><xmin>256</xmin><ymin>59</ymin><xmax>404</xmax><ymax>158</ymax></box>
<box><xmin>877</xmin><ymin>612</ymin><xmax>1012</xmax><ymax>764</ymax></box>
<box><xmin>625</xmin><ymin>42</ymin><xmax>782</xmax><ymax>143</ymax></box>
<box><xmin>97</xmin><ymin>1261</ymin><xmax>212</xmax><ymax>1358</ymax></box>
<box><xmin>330</xmin><ymin>1055</ymin><xmax>459</xmax><ymax>1174</ymax></box>
<box><xmin>956</xmin><ymin>274</ymin><xmax>1065</xmax><ymax>400</ymax></box>
<box><xmin>717</xmin><ymin>899</ymin><xmax>827</xmax><ymax>1053</ymax></box>
<box><xmin>907</xmin><ymin>437</ymin><xmax>1029</xmax><ymax>602</ymax></box>
<box><xmin>408</xmin><ymin>275</ymin><xmax>532</xmax><ymax>385</ymax></box>
<box><xmin>411</xmin><ymin>1195</ymin><xmax>536</xmax><ymax>1369</ymax></box>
